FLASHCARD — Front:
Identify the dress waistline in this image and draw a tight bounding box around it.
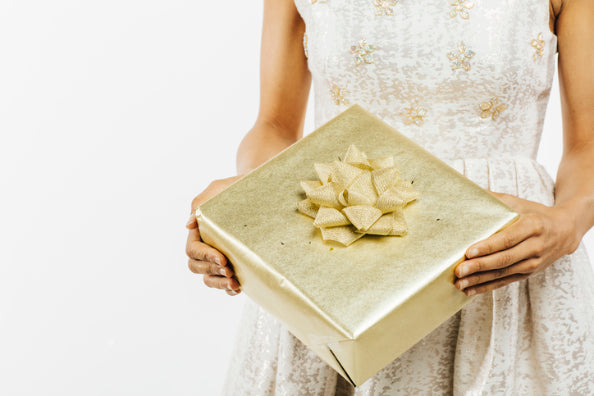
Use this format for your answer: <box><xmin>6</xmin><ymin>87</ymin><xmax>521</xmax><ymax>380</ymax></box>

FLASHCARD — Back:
<box><xmin>439</xmin><ymin>157</ymin><xmax>555</xmax><ymax>206</ymax></box>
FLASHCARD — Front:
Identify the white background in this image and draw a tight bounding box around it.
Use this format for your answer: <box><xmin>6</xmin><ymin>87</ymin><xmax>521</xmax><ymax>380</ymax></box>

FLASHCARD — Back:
<box><xmin>0</xmin><ymin>1</ymin><xmax>591</xmax><ymax>395</ymax></box>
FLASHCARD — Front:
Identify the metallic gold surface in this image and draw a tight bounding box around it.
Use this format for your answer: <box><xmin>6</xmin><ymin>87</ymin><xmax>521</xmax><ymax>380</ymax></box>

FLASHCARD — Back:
<box><xmin>196</xmin><ymin>104</ymin><xmax>518</xmax><ymax>387</ymax></box>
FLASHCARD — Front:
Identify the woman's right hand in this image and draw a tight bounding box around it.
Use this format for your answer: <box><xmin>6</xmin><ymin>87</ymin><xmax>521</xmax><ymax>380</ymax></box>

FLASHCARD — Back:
<box><xmin>186</xmin><ymin>175</ymin><xmax>244</xmax><ymax>296</ymax></box>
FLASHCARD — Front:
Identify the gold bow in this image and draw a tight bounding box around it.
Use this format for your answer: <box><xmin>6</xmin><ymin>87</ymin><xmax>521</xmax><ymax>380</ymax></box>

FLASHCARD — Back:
<box><xmin>297</xmin><ymin>144</ymin><xmax>419</xmax><ymax>246</ymax></box>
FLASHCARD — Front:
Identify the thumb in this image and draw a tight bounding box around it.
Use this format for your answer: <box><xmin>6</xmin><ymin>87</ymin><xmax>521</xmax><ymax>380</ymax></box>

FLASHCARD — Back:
<box><xmin>186</xmin><ymin>212</ymin><xmax>198</xmax><ymax>229</ymax></box>
<box><xmin>486</xmin><ymin>189</ymin><xmax>523</xmax><ymax>211</ymax></box>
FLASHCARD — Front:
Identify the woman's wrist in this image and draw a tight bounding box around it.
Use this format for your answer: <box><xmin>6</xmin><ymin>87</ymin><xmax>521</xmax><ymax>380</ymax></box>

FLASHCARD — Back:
<box><xmin>552</xmin><ymin>200</ymin><xmax>587</xmax><ymax>255</ymax></box>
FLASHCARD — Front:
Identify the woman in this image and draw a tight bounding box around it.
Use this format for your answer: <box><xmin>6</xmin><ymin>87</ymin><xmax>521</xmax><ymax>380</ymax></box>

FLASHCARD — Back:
<box><xmin>186</xmin><ymin>0</ymin><xmax>594</xmax><ymax>393</ymax></box>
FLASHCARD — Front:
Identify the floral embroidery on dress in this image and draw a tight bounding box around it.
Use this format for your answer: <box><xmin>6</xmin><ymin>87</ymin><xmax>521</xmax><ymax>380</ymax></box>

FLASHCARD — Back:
<box><xmin>447</xmin><ymin>41</ymin><xmax>475</xmax><ymax>71</ymax></box>
<box><xmin>350</xmin><ymin>39</ymin><xmax>376</xmax><ymax>65</ymax></box>
<box><xmin>401</xmin><ymin>103</ymin><xmax>427</xmax><ymax>125</ymax></box>
<box><xmin>449</xmin><ymin>0</ymin><xmax>474</xmax><ymax>19</ymax></box>
<box><xmin>531</xmin><ymin>32</ymin><xmax>544</xmax><ymax>60</ymax></box>
<box><xmin>329</xmin><ymin>83</ymin><xmax>350</xmax><ymax>105</ymax></box>
<box><xmin>373</xmin><ymin>0</ymin><xmax>399</xmax><ymax>16</ymax></box>
<box><xmin>303</xmin><ymin>33</ymin><xmax>308</xmax><ymax>58</ymax></box>
<box><xmin>479</xmin><ymin>96</ymin><xmax>507</xmax><ymax>120</ymax></box>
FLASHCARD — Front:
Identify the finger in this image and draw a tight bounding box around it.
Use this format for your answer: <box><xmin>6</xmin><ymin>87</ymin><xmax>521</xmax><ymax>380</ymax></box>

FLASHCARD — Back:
<box><xmin>485</xmin><ymin>190</ymin><xmax>511</xmax><ymax>200</ymax></box>
<box><xmin>226</xmin><ymin>289</ymin><xmax>241</xmax><ymax>296</ymax></box>
<box><xmin>186</xmin><ymin>212</ymin><xmax>198</xmax><ymax>229</ymax></box>
<box><xmin>203</xmin><ymin>274</ymin><xmax>233</xmax><ymax>290</ymax></box>
<box><xmin>462</xmin><ymin>273</ymin><xmax>531</xmax><ymax>296</ymax></box>
<box><xmin>185</xmin><ymin>228</ymin><xmax>228</xmax><ymax>266</ymax></box>
<box><xmin>204</xmin><ymin>274</ymin><xmax>241</xmax><ymax>291</ymax></box>
<box><xmin>456</xmin><ymin>237</ymin><xmax>542</xmax><ymax>278</ymax></box>
<box><xmin>217</xmin><ymin>265</ymin><xmax>234</xmax><ymax>277</ymax></box>
<box><xmin>227</xmin><ymin>277</ymin><xmax>241</xmax><ymax>291</ymax></box>
<box><xmin>188</xmin><ymin>259</ymin><xmax>233</xmax><ymax>277</ymax></box>
<box><xmin>465</xmin><ymin>215</ymin><xmax>540</xmax><ymax>259</ymax></box>
<box><xmin>486</xmin><ymin>190</ymin><xmax>526</xmax><ymax>210</ymax></box>
<box><xmin>455</xmin><ymin>257</ymin><xmax>541</xmax><ymax>290</ymax></box>
<box><xmin>485</xmin><ymin>190</ymin><xmax>512</xmax><ymax>203</ymax></box>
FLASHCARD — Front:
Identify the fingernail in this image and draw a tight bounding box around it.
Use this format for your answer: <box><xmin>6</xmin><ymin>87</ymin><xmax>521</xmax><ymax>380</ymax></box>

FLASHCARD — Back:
<box><xmin>458</xmin><ymin>279</ymin><xmax>468</xmax><ymax>289</ymax></box>
<box><xmin>219</xmin><ymin>267</ymin><xmax>227</xmax><ymax>276</ymax></box>
<box><xmin>467</xmin><ymin>289</ymin><xmax>476</xmax><ymax>296</ymax></box>
<box><xmin>458</xmin><ymin>265</ymin><xmax>467</xmax><ymax>277</ymax></box>
<box><xmin>186</xmin><ymin>214</ymin><xmax>194</xmax><ymax>227</ymax></box>
<box><xmin>214</xmin><ymin>257</ymin><xmax>222</xmax><ymax>266</ymax></box>
<box><xmin>229</xmin><ymin>290</ymin><xmax>238</xmax><ymax>295</ymax></box>
<box><xmin>468</xmin><ymin>248</ymin><xmax>479</xmax><ymax>258</ymax></box>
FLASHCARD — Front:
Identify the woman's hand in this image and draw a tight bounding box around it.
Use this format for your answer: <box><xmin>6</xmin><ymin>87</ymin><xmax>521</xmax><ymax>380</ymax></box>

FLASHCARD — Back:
<box><xmin>454</xmin><ymin>191</ymin><xmax>581</xmax><ymax>296</ymax></box>
<box><xmin>186</xmin><ymin>175</ymin><xmax>244</xmax><ymax>296</ymax></box>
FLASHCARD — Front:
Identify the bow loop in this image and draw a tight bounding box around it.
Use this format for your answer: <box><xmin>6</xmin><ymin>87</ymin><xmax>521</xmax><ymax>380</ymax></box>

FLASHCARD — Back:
<box><xmin>297</xmin><ymin>144</ymin><xmax>419</xmax><ymax>246</ymax></box>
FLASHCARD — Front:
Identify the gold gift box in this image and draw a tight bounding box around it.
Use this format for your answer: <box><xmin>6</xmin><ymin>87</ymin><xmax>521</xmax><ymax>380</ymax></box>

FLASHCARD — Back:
<box><xmin>196</xmin><ymin>104</ymin><xmax>518</xmax><ymax>387</ymax></box>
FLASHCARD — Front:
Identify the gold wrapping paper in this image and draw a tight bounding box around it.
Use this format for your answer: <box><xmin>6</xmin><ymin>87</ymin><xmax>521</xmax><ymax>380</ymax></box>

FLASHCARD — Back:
<box><xmin>195</xmin><ymin>104</ymin><xmax>518</xmax><ymax>386</ymax></box>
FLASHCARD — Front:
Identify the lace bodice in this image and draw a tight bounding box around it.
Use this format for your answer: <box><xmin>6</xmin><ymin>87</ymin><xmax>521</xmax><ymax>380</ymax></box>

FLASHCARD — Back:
<box><xmin>294</xmin><ymin>0</ymin><xmax>557</xmax><ymax>161</ymax></box>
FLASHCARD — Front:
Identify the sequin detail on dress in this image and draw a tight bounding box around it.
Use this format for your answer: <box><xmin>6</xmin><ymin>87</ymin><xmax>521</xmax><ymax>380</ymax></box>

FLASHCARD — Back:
<box><xmin>401</xmin><ymin>104</ymin><xmax>427</xmax><ymax>125</ymax></box>
<box><xmin>479</xmin><ymin>96</ymin><xmax>507</xmax><ymax>120</ymax></box>
<box><xmin>350</xmin><ymin>39</ymin><xmax>376</xmax><ymax>65</ymax></box>
<box><xmin>449</xmin><ymin>0</ymin><xmax>474</xmax><ymax>19</ymax></box>
<box><xmin>447</xmin><ymin>41</ymin><xmax>475</xmax><ymax>71</ymax></box>
<box><xmin>329</xmin><ymin>83</ymin><xmax>350</xmax><ymax>106</ymax></box>
<box><xmin>373</xmin><ymin>0</ymin><xmax>398</xmax><ymax>16</ymax></box>
<box><xmin>531</xmin><ymin>32</ymin><xmax>545</xmax><ymax>60</ymax></box>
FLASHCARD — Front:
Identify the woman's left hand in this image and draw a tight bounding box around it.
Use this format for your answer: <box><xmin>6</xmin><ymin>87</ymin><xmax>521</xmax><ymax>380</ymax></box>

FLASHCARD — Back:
<box><xmin>454</xmin><ymin>191</ymin><xmax>581</xmax><ymax>296</ymax></box>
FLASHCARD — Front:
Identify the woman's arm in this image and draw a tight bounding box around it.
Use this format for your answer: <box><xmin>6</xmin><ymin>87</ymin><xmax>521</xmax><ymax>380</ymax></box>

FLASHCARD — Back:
<box><xmin>186</xmin><ymin>0</ymin><xmax>311</xmax><ymax>295</ymax></box>
<box><xmin>552</xmin><ymin>0</ymin><xmax>594</xmax><ymax>247</ymax></box>
<box><xmin>453</xmin><ymin>0</ymin><xmax>594</xmax><ymax>295</ymax></box>
<box><xmin>236</xmin><ymin>0</ymin><xmax>311</xmax><ymax>174</ymax></box>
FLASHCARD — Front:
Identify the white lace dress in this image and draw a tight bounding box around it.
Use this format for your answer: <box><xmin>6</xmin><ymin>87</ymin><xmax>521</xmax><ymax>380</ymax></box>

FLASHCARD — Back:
<box><xmin>221</xmin><ymin>1</ymin><xmax>594</xmax><ymax>394</ymax></box>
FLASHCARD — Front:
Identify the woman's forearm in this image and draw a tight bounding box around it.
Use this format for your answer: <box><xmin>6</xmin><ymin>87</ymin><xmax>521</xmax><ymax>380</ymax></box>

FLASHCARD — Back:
<box><xmin>554</xmin><ymin>140</ymin><xmax>594</xmax><ymax>244</ymax></box>
<box><xmin>235</xmin><ymin>119</ymin><xmax>301</xmax><ymax>175</ymax></box>
<box><xmin>552</xmin><ymin>0</ymin><xmax>594</xmax><ymax>248</ymax></box>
